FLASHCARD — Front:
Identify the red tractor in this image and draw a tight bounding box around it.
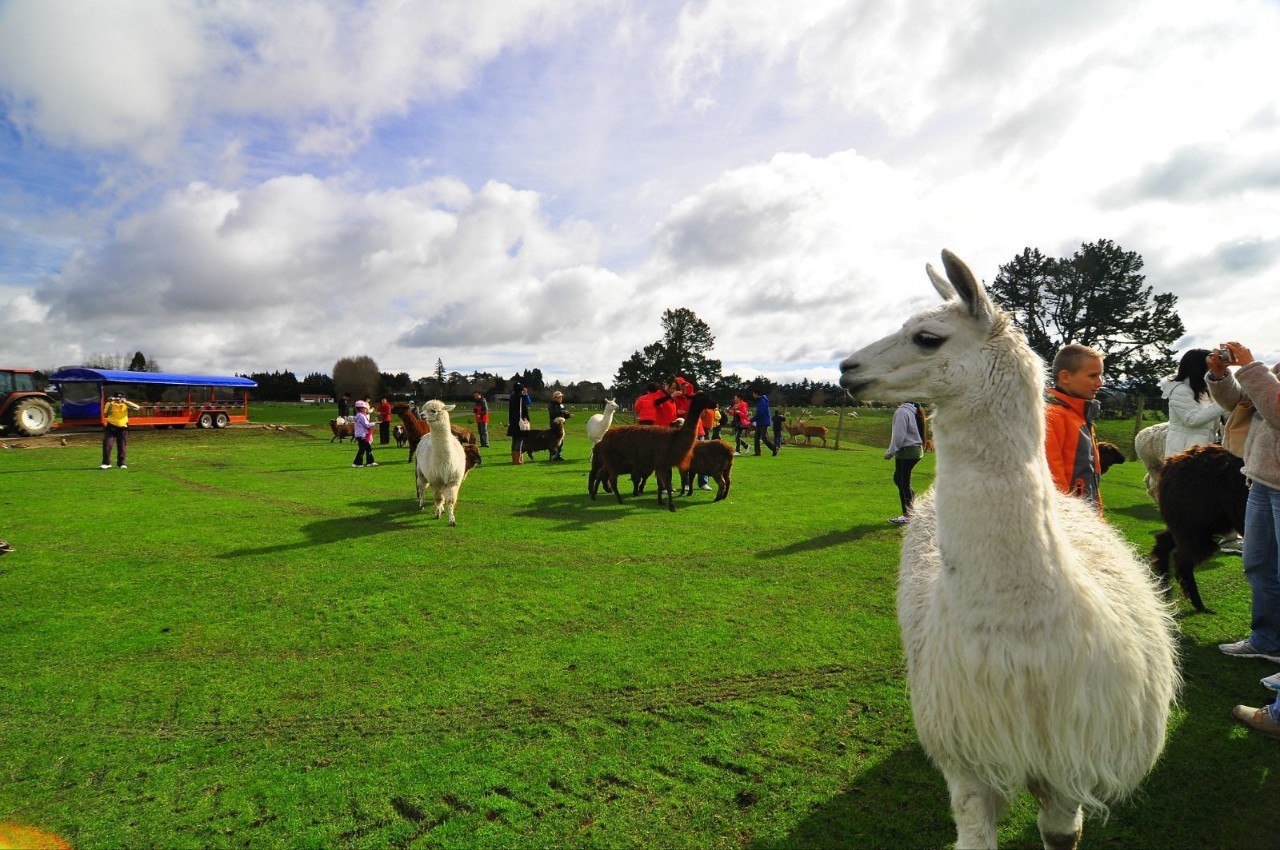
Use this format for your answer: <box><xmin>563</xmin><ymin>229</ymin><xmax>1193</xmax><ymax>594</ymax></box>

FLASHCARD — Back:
<box><xmin>0</xmin><ymin>368</ymin><xmax>57</xmax><ymax>437</ymax></box>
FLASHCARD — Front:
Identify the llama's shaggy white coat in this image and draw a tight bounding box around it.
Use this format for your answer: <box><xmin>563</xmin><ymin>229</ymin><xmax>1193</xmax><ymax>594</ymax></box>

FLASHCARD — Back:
<box><xmin>586</xmin><ymin>398</ymin><xmax>620</xmax><ymax>445</ymax></box>
<box><xmin>414</xmin><ymin>400</ymin><xmax>467</xmax><ymax>526</ymax></box>
<box><xmin>839</xmin><ymin>251</ymin><xmax>1179</xmax><ymax>850</ymax></box>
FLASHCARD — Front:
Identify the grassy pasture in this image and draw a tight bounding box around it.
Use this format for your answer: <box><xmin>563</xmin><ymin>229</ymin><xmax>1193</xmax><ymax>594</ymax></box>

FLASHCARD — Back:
<box><xmin>0</xmin><ymin>404</ymin><xmax>1277</xmax><ymax>848</ymax></box>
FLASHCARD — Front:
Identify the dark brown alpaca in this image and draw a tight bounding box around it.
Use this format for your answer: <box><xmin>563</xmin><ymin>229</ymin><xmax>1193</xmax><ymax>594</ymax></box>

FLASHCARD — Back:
<box><xmin>1150</xmin><ymin>444</ymin><xmax>1247</xmax><ymax>614</ymax></box>
<box><xmin>589</xmin><ymin>393</ymin><xmax>716</xmax><ymax>512</ymax></box>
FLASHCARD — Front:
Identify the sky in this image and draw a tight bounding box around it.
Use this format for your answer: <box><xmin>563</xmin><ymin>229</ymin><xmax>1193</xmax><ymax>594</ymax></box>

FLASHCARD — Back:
<box><xmin>2</xmin><ymin>0</ymin><xmax>1278</xmax><ymax>389</ymax></box>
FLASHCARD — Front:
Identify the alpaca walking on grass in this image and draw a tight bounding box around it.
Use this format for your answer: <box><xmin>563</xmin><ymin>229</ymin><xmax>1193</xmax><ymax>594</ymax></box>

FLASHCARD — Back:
<box><xmin>839</xmin><ymin>250</ymin><xmax>1179</xmax><ymax>850</ymax></box>
<box><xmin>414</xmin><ymin>400</ymin><xmax>467</xmax><ymax>526</ymax></box>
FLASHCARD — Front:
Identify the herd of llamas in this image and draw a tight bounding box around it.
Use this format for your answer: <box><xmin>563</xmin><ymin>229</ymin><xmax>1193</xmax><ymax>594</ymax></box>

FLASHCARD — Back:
<box><xmin>345</xmin><ymin>249</ymin><xmax>1255</xmax><ymax>848</ymax></box>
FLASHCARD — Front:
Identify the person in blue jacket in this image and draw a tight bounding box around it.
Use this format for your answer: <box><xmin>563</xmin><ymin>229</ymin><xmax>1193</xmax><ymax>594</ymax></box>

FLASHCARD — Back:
<box><xmin>751</xmin><ymin>388</ymin><xmax>777</xmax><ymax>456</ymax></box>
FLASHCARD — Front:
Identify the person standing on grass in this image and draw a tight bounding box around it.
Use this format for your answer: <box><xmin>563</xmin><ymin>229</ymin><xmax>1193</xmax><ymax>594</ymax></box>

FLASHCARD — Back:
<box><xmin>100</xmin><ymin>393</ymin><xmax>140</xmax><ymax>469</ymax></box>
<box><xmin>751</xmin><ymin>388</ymin><xmax>777</xmax><ymax>456</ymax></box>
<box><xmin>771</xmin><ymin>408</ymin><xmax>786</xmax><ymax>453</ymax></box>
<box><xmin>548</xmin><ymin>390</ymin><xmax>572</xmax><ymax>461</ymax></box>
<box><xmin>633</xmin><ymin>382</ymin><xmax>660</xmax><ymax>425</ymax></box>
<box><xmin>473</xmin><ymin>391</ymin><xmax>490</xmax><ymax>448</ymax></box>
<box><xmin>731</xmin><ymin>392</ymin><xmax>750</xmax><ymax>455</ymax></box>
<box><xmin>337</xmin><ymin>392</ymin><xmax>351</xmax><ymax>420</ymax></box>
<box><xmin>885</xmin><ymin>401</ymin><xmax>925</xmax><ymax>524</ymax></box>
<box><xmin>377</xmin><ymin>397</ymin><xmax>392</xmax><ymax>445</ymax></box>
<box><xmin>351</xmin><ymin>400</ymin><xmax>378</xmax><ymax>468</ymax></box>
<box><xmin>508</xmin><ymin>382</ymin><xmax>531</xmax><ymax>465</ymax></box>
<box><xmin>1199</xmin><ymin>344</ymin><xmax>1280</xmax><ymax>731</ymax></box>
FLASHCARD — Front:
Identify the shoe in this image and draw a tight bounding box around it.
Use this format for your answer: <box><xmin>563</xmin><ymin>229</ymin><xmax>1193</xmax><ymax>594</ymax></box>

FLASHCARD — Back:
<box><xmin>888</xmin><ymin>516</ymin><xmax>909</xmax><ymax>525</ymax></box>
<box><xmin>368</xmin><ymin>462</ymin><xmax>378</xmax><ymax>467</ymax></box>
<box><xmin>699</xmin><ymin>484</ymin><xmax>712</xmax><ymax>491</ymax></box>
<box><xmin>352</xmin><ymin>463</ymin><xmax>362</xmax><ymax>468</ymax></box>
<box><xmin>1232</xmin><ymin>704</ymin><xmax>1280</xmax><ymax>740</ymax></box>
<box><xmin>1219</xmin><ymin>638</ymin><xmax>1280</xmax><ymax>664</ymax></box>
<box><xmin>1220</xmin><ymin>539</ymin><xmax>1244</xmax><ymax>554</ymax></box>
<box><xmin>1261</xmin><ymin>672</ymin><xmax>1280</xmax><ymax>692</ymax></box>
<box><xmin>100</xmin><ymin>464</ymin><xmax>111</xmax><ymax>469</ymax></box>
<box><xmin>119</xmin><ymin>465</ymin><xmax>127</xmax><ymax>469</ymax></box>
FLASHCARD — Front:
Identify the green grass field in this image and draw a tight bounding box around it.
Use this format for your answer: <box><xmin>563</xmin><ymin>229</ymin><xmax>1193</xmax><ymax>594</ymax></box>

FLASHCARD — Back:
<box><xmin>1</xmin><ymin>405</ymin><xmax>1277</xmax><ymax>849</ymax></box>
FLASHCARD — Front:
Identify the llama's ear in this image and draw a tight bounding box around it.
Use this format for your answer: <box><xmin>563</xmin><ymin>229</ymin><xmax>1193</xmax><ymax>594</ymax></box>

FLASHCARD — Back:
<box><xmin>445</xmin><ymin>404</ymin><xmax>456</xmax><ymax>412</ymax></box>
<box><xmin>926</xmin><ymin>263</ymin><xmax>956</xmax><ymax>300</ymax></box>
<box><xmin>940</xmin><ymin>249</ymin><xmax>994</xmax><ymax>320</ymax></box>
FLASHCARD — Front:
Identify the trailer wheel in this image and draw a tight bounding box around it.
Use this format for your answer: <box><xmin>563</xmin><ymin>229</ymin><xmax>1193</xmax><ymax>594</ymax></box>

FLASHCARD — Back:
<box><xmin>214</xmin><ymin>412</ymin><xmax>229</xmax><ymax>429</ymax></box>
<box><xmin>198</xmin><ymin>412</ymin><xmax>214</xmax><ymax>429</ymax></box>
<box><xmin>11</xmin><ymin>397</ymin><xmax>55</xmax><ymax>437</ymax></box>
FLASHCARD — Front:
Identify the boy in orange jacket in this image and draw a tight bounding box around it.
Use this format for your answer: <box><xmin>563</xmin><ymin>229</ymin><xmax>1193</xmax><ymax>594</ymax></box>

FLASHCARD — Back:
<box><xmin>1044</xmin><ymin>343</ymin><xmax>1104</xmax><ymax>511</ymax></box>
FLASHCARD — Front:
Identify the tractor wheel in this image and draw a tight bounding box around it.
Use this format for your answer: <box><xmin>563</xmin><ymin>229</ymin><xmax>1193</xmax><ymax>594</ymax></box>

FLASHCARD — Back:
<box><xmin>213</xmin><ymin>412</ymin><xmax>230</xmax><ymax>429</ymax></box>
<box><xmin>12</xmin><ymin>397</ymin><xmax>55</xmax><ymax>437</ymax></box>
<box><xmin>198</xmin><ymin>412</ymin><xmax>214</xmax><ymax>429</ymax></box>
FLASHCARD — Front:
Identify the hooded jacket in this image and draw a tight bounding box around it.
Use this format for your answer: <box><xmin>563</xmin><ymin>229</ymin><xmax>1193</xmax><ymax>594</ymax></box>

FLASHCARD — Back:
<box><xmin>1206</xmin><ymin>361</ymin><xmax>1280</xmax><ymax>491</ymax></box>
<box><xmin>1160</xmin><ymin>376</ymin><xmax>1223</xmax><ymax>457</ymax></box>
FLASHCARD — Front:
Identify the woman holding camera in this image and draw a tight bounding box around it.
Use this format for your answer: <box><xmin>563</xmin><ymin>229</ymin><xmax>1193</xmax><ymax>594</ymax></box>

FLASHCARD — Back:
<box><xmin>1206</xmin><ymin>343</ymin><xmax>1280</xmax><ymax>739</ymax></box>
<box><xmin>1161</xmin><ymin>348</ymin><xmax>1225</xmax><ymax>457</ymax></box>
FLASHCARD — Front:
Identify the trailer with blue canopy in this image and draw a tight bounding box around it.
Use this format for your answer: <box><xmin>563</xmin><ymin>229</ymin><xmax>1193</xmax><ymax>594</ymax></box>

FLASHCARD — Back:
<box><xmin>50</xmin><ymin>368</ymin><xmax>257</xmax><ymax>430</ymax></box>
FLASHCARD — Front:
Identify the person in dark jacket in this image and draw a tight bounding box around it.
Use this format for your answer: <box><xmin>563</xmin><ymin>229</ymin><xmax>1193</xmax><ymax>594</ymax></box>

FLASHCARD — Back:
<box><xmin>752</xmin><ymin>388</ymin><xmax>777</xmax><ymax>456</ymax></box>
<box><xmin>548</xmin><ymin>390</ymin><xmax>572</xmax><ymax>460</ymax></box>
<box><xmin>507</xmin><ymin>383</ymin><xmax>531</xmax><ymax>465</ymax></box>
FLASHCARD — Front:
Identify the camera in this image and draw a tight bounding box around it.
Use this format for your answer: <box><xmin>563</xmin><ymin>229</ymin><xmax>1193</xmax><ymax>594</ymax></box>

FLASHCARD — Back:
<box><xmin>1216</xmin><ymin>347</ymin><xmax>1236</xmax><ymax>364</ymax></box>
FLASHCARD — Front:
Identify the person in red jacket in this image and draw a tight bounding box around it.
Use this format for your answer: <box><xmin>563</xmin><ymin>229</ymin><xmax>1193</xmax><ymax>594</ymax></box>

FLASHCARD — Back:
<box><xmin>377</xmin><ymin>397</ymin><xmax>393</xmax><ymax>444</ymax></box>
<box><xmin>633</xmin><ymin>382</ymin><xmax>660</xmax><ymax>425</ymax></box>
<box><xmin>1044</xmin><ymin>343</ymin><xmax>1104</xmax><ymax>511</ymax></box>
<box><xmin>472</xmin><ymin>391</ymin><xmax>490</xmax><ymax>448</ymax></box>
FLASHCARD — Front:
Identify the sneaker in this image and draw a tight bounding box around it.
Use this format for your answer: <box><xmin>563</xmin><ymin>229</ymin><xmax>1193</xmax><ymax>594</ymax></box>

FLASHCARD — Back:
<box><xmin>888</xmin><ymin>516</ymin><xmax>909</xmax><ymax>525</ymax></box>
<box><xmin>119</xmin><ymin>465</ymin><xmax>127</xmax><ymax>469</ymax></box>
<box><xmin>100</xmin><ymin>464</ymin><xmax>111</xmax><ymax>469</ymax></box>
<box><xmin>368</xmin><ymin>462</ymin><xmax>379</xmax><ymax>467</ymax></box>
<box><xmin>352</xmin><ymin>463</ymin><xmax>362</xmax><ymax>468</ymax></box>
<box><xmin>1261</xmin><ymin>672</ymin><xmax>1280</xmax><ymax>692</ymax></box>
<box><xmin>1231</xmin><ymin>704</ymin><xmax>1280</xmax><ymax>740</ymax></box>
<box><xmin>1219</xmin><ymin>638</ymin><xmax>1280</xmax><ymax>664</ymax></box>
<box><xmin>699</xmin><ymin>484</ymin><xmax>712</xmax><ymax>491</ymax></box>
<box><xmin>1219</xmin><ymin>539</ymin><xmax>1244</xmax><ymax>554</ymax></box>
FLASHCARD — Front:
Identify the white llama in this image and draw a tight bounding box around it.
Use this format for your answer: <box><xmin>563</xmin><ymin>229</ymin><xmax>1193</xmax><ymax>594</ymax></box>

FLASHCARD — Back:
<box><xmin>586</xmin><ymin>398</ymin><xmax>620</xmax><ymax>445</ymax></box>
<box><xmin>838</xmin><ymin>251</ymin><xmax>1179</xmax><ymax>850</ymax></box>
<box><xmin>415</xmin><ymin>400</ymin><xmax>467</xmax><ymax>526</ymax></box>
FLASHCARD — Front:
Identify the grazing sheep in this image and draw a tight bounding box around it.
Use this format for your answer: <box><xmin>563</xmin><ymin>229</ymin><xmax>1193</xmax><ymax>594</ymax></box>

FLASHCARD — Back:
<box><xmin>1134</xmin><ymin>422</ymin><xmax>1168</xmax><ymax>501</ymax></box>
<box><xmin>1097</xmin><ymin>441</ymin><xmax>1127</xmax><ymax>474</ymax></box>
<box><xmin>414</xmin><ymin>400</ymin><xmax>467</xmax><ymax>526</ymax></box>
<box><xmin>838</xmin><ymin>250</ymin><xmax>1179</xmax><ymax>849</ymax></box>
<box><xmin>520</xmin><ymin>418</ymin><xmax>566</xmax><ymax>460</ymax></box>
<box><xmin>328</xmin><ymin>417</ymin><xmax>354</xmax><ymax>443</ymax></box>
<box><xmin>783</xmin><ymin>417</ymin><xmax>829</xmax><ymax>447</ymax></box>
<box><xmin>586</xmin><ymin>398</ymin><xmax>620</xmax><ymax>445</ymax></box>
<box><xmin>393</xmin><ymin>424</ymin><xmax>407</xmax><ymax>448</ymax></box>
<box><xmin>1151</xmin><ymin>444</ymin><xmax>1247</xmax><ymax>614</ymax></box>
<box><xmin>677</xmin><ymin>439</ymin><xmax>734</xmax><ymax>500</ymax></box>
<box><xmin>590</xmin><ymin>394</ymin><xmax>716</xmax><ymax>511</ymax></box>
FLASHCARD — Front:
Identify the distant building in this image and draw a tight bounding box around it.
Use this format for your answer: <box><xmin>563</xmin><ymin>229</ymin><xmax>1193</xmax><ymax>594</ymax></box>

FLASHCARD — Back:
<box><xmin>300</xmin><ymin>393</ymin><xmax>334</xmax><ymax>404</ymax></box>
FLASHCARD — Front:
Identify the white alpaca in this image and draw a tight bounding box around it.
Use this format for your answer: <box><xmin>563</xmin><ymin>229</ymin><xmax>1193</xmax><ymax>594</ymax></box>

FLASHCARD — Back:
<box><xmin>1134</xmin><ymin>422</ymin><xmax>1168</xmax><ymax>501</ymax></box>
<box><xmin>586</xmin><ymin>398</ymin><xmax>620</xmax><ymax>445</ymax></box>
<box><xmin>839</xmin><ymin>251</ymin><xmax>1179</xmax><ymax>850</ymax></box>
<box><xmin>414</xmin><ymin>400</ymin><xmax>467</xmax><ymax>526</ymax></box>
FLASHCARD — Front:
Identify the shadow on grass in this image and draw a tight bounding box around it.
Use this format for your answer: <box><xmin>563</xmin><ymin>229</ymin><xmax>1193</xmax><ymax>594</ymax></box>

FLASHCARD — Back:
<box><xmin>755</xmin><ymin>525</ymin><xmax>885</xmax><ymax>559</ymax></box>
<box><xmin>512</xmin><ymin>489</ymin><xmax>724</xmax><ymax>530</ymax></box>
<box><xmin>1106</xmin><ymin>502</ymin><xmax>1163</xmax><ymax>523</ymax></box>
<box><xmin>217</xmin><ymin>497</ymin><xmax>422</xmax><ymax>558</ymax></box>
<box><xmin>751</xmin><ymin>744</ymin><xmax>954</xmax><ymax>849</ymax></box>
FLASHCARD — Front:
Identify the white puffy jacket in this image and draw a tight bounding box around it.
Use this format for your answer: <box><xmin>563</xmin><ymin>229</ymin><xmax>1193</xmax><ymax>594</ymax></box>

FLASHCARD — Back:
<box><xmin>1160</xmin><ymin>377</ymin><xmax>1223</xmax><ymax>457</ymax></box>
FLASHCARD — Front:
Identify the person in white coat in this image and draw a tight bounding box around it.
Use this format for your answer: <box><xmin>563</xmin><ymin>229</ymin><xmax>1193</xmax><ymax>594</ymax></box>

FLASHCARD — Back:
<box><xmin>1160</xmin><ymin>348</ymin><xmax>1224</xmax><ymax>457</ymax></box>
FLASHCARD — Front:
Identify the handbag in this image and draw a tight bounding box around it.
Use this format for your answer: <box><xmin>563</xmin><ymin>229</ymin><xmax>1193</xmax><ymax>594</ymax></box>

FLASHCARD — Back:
<box><xmin>517</xmin><ymin>419</ymin><xmax>530</xmax><ymax>432</ymax></box>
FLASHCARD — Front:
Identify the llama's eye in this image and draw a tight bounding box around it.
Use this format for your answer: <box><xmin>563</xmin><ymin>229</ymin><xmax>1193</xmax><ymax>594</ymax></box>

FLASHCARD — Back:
<box><xmin>913</xmin><ymin>331</ymin><xmax>946</xmax><ymax>350</ymax></box>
